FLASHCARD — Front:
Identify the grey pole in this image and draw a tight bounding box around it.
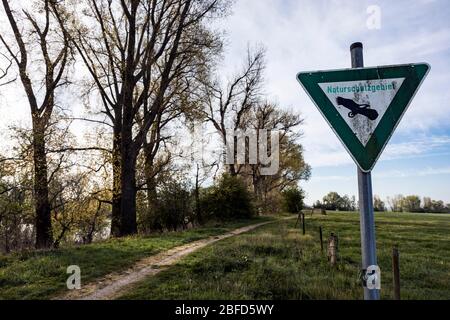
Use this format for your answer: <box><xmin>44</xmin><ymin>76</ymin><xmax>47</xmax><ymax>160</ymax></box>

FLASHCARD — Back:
<box><xmin>350</xmin><ymin>42</ymin><xmax>380</xmax><ymax>300</ymax></box>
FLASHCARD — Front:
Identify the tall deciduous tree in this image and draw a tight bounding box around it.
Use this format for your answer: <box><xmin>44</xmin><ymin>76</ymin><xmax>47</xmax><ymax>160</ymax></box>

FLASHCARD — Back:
<box><xmin>387</xmin><ymin>194</ymin><xmax>404</xmax><ymax>212</ymax></box>
<box><xmin>201</xmin><ymin>47</ymin><xmax>265</xmax><ymax>176</ymax></box>
<box><xmin>402</xmin><ymin>195</ymin><xmax>422</xmax><ymax>213</ymax></box>
<box><xmin>248</xmin><ymin>102</ymin><xmax>311</xmax><ymax>206</ymax></box>
<box><xmin>70</xmin><ymin>0</ymin><xmax>227</xmax><ymax>237</ymax></box>
<box><xmin>0</xmin><ymin>0</ymin><xmax>71</xmax><ymax>248</ymax></box>
<box><xmin>138</xmin><ymin>19</ymin><xmax>222</xmax><ymax>218</ymax></box>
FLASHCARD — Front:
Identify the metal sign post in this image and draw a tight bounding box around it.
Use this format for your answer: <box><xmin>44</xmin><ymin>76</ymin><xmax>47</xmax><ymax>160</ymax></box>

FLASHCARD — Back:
<box><xmin>296</xmin><ymin>42</ymin><xmax>430</xmax><ymax>301</ymax></box>
<box><xmin>351</xmin><ymin>42</ymin><xmax>380</xmax><ymax>300</ymax></box>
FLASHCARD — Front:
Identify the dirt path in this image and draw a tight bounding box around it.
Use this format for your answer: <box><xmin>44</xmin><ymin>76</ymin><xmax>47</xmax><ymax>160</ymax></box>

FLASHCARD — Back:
<box><xmin>58</xmin><ymin>218</ymin><xmax>291</xmax><ymax>300</ymax></box>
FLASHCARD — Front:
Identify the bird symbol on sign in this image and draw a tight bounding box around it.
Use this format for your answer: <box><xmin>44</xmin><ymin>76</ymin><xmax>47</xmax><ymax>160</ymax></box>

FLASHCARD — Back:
<box><xmin>336</xmin><ymin>97</ymin><xmax>379</xmax><ymax>121</ymax></box>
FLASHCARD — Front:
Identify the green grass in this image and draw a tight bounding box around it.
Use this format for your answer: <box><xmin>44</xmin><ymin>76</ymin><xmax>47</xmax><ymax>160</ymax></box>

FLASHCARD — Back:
<box><xmin>0</xmin><ymin>216</ymin><xmax>272</xmax><ymax>300</ymax></box>
<box><xmin>118</xmin><ymin>212</ymin><xmax>450</xmax><ymax>300</ymax></box>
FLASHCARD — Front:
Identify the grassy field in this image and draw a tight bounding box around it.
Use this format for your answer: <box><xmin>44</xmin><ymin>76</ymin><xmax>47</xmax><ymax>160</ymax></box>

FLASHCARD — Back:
<box><xmin>0</xmin><ymin>217</ymin><xmax>272</xmax><ymax>300</ymax></box>
<box><xmin>118</xmin><ymin>212</ymin><xmax>450</xmax><ymax>300</ymax></box>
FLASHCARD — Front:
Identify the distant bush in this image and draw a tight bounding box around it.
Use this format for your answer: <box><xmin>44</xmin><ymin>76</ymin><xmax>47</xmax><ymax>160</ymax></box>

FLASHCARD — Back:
<box><xmin>140</xmin><ymin>179</ymin><xmax>193</xmax><ymax>232</ymax></box>
<box><xmin>321</xmin><ymin>192</ymin><xmax>356</xmax><ymax>211</ymax></box>
<box><xmin>374</xmin><ymin>195</ymin><xmax>386</xmax><ymax>212</ymax></box>
<box><xmin>313</xmin><ymin>200</ymin><xmax>323</xmax><ymax>209</ymax></box>
<box><xmin>260</xmin><ymin>192</ymin><xmax>283</xmax><ymax>216</ymax></box>
<box><xmin>281</xmin><ymin>187</ymin><xmax>304</xmax><ymax>213</ymax></box>
<box><xmin>423</xmin><ymin>197</ymin><xmax>448</xmax><ymax>213</ymax></box>
<box><xmin>402</xmin><ymin>195</ymin><xmax>422</xmax><ymax>213</ymax></box>
<box><xmin>201</xmin><ymin>174</ymin><xmax>255</xmax><ymax>220</ymax></box>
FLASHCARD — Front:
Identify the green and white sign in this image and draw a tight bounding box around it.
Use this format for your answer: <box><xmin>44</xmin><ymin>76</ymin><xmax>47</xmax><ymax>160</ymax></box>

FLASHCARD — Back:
<box><xmin>297</xmin><ymin>63</ymin><xmax>430</xmax><ymax>172</ymax></box>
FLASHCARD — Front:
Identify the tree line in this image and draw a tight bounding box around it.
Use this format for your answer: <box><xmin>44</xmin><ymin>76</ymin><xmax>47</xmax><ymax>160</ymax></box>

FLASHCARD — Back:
<box><xmin>314</xmin><ymin>192</ymin><xmax>450</xmax><ymax>213</ymax></box>
<box><xmin>0</xmin><ymin>0</ymin><xmax>311</xmax><ymax>253</ymax></box>
<box><xmin>385</xmin><ymin>195</ymin><xmax>450</xmax><ymax>213</ymax></box>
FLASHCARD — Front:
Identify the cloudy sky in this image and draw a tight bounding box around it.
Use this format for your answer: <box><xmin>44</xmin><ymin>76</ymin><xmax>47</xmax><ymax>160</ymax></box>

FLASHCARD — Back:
<box><xmin>1</xmin><ymin>0</ymin><xmax>449</xmax><ymax>206</ymax></box>
<box><xmin>216</xmin><ymin>0</ymin><xmax>450</xmax><ymax>204</ymax></box>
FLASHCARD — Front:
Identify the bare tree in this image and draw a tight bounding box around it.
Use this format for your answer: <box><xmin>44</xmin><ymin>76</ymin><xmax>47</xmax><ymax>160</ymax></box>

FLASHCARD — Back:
<box><xmin>201</xmin><ymin>47</ymin><xmax>265</xmax><ymax>175</ymax></box>
<box><xmin>140</xmin><ymin>22</ymin><xmax>221</xmax><ymax>214</ymax></box>
<box><xmin>70</xmin><ymin>0</ymin><xmax>227</xmax><ymax>236</ymax></box>
<box><xmin>0</xmin><ymin>52</ymin><xmax>15</xmax><ymax>86</ymax></box>
<box><xmin>250</xmin><ymin>103</ymin><xmax>310</xmax><ymax>201</ymax></box>
<box><xmin>0</xmin><ymin>0</ymin><xmax>71</xmax><ymax>248</ymax></box>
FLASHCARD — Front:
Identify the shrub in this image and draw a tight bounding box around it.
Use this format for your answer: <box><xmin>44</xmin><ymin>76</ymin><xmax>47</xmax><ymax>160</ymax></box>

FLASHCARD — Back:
<box><xmin>373</xmin><ymin>195</ymin><xmax>386</xmax><ymax>212</ymax></box>
<box><xmin>313</xmin><ymin>200</ymin><xmax>323</xmax><ymax>209</ymax></box>
<box><xmin>140</xmin><ymin>179</ymin><xmax>193</xmax><ymax>232</ymax></box>
<box><xmin>201</xmin><ymin>174</ymin><xmax>255</xmax><ymax>220</ymax></box>
<box><xmin>281</xmin><ymin>187</ymin><xmax>304</xmax><ymax>213</ymax></box>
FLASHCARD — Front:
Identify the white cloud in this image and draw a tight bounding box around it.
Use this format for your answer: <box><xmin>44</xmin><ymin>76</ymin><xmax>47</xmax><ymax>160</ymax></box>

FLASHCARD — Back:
<box><xmin>313</xmin><ymin>175</ymin><xmax>353</xmax><ymax>182</ymax></box>
<box><xmin>214</xmin><ymin>0</ymin><xmax>450</xmax><ymax>204</ymax></box>
<box><xmin>215</xmin><ymin>0</ymin><xmax>450</xmax><ymax>168</ymax></box>
<box><xmin>377</xmin><ymin>166</ymin><xmax>450</xmax><ymax>179</ymax></box>
<box><xmin>383</xmin><ymin>136</ymin><xmax>450</xmax><ymax>159</ymax></box>
<box><xmin>305</xmin><ymin>135</ymin><xmax>450</xmax><ymax>168</ymax></box>
<box><xmin>312</xmin><ymin>165</ymin><xmax>450</xmax><ymax>183</ymax></box>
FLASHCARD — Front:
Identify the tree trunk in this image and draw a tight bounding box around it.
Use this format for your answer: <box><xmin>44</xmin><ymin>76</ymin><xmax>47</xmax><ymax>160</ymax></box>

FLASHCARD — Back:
<box><xmin>252</xmin><ymin>167</ymin><xmax>265</xmax><ymax>213</ymax></box>
<box><xmin>110</xmin><ymin>126</ymin><xmax>122</xmax><ymax>237</ymax></box>
<box><xmin>144</xmin><ymin>165</ymin><xmax>158</xmax><ymax>231</ymax></box>
<box><xmin>53</xmin><ymin>225</ymin><xmax>68</xmax><ymax>249</ymax></box>
<box><xmin>120</xmin><ymin>156</ymin><xmax>137</xmax><ymax>235</ymax></box>
<box><xmin>119</xmin><ymin>123</ymin><xmax>137</xmax><ymax>236</ymax></box>
<box><xmin>146</xmin><ymin>177</ymin><xmax>158</xmax><ymax>209</ymax></box>
<box><xmin>33</xmin><ymin>124</ymin><xmax>53</xmax><ymax>249</ymax></box>
<box><xmin>228</xmin><ymin>164</ymin><xmax>237</xmax><ymax>176</ymax></box>
<box><xmin>144</xmin><ymin>154</ymin><xmax>158</xmax><ymax>211</ymax></box>
<box><xmin>223</xmin><ymin>134</ymin><xmax>237</xmax><ymax>177</ymax></box>
<box><xmin>194</xmin><ymin>164</ymin><xmax>203</xmax><ymax>225</ymax></box>
<box><xmin>118</xmin><ymin>5</ymin><xmax>139</xmax><ymax>236</ymax></box>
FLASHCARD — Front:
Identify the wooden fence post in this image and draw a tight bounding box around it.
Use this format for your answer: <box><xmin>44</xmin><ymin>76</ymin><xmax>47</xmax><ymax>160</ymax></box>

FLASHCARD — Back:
<box><xmin>319</xmin><ymin>226</ymin><xmax>323</xmax><ymax>253</ymax></box>
<box><xmin>392</xmin><ymin>245</ymin><xmax>401</xmax><ymax>300</ymax></box>
<box><xmin>302</xmin><ymin>213</ymin><xmax>305</xmax><ymax>235</ymax></box>
<box><xmin>328</xmin><ymin>233</ymin><xmax>338</xmax><ymax>266</ymax></box>
<box><xmin>295</xmin><ymin>212</ymin><xmax>301</xmax><ymax>228</ymax></box>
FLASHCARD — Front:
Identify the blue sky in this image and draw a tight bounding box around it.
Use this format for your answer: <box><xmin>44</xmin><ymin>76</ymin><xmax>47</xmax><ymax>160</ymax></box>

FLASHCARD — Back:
<box><xmin>0</xmin><ymin>1</ymin><xmax>449</xmax><ymax>206</ymax></box>
<box><xmin>216</xmin><ymin>0</ymin><xmax>450</xmax><ymax>204</ymax></box>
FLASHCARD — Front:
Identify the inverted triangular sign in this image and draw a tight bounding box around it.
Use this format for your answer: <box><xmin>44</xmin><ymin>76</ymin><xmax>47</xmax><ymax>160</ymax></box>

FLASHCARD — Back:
<box><xmin>297</xmin><ymin>63</ymin><xmax>430</xmax><ymax>172</ymax></box>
